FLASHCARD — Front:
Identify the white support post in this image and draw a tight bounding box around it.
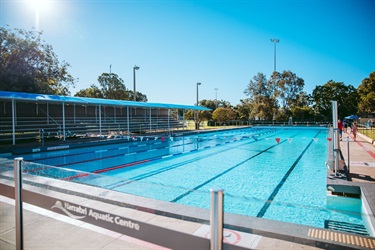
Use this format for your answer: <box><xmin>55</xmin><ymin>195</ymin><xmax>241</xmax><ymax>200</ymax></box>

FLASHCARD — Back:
<box><xmin>114</xmin><ymin>106</ymin><xmax>116</xmax><ymax>123</ymax></box>
<box><xmin>332</xmin><ymin>101</ymin><xmax>339</xmax><ymax>176</ymax></box>
<box><xmin>99</xmin><ymin>105</ymin><xmax>102</xmax><ymax>137</ymax></box>
<box><xmin>127</xmin><ymin>106</ymin><xmax>130</xmax><ymax>136</ymax></box>
<box><xmin>183</xmin><ymin>109</ymin><xmax>185</xmax><ymax>132</ymax></box>
<box><xmin>12</xmin><ymin>99</ymin><xmax>16</xmax><ymax>145</ymax></box>
<box><xmin>347</xmin><ymin>136</ymin><xmax>350</xmax><ymax>174</ymax></box>
<box><xmin>210</xmin><ymin>189</ymin><xmax>224</xmax><ymax>250</ymax></box>
<box><xmin>14</xmin><ymin>157</ymin><xmax>24</xmax><ymax>250</ymax></box>
<box><xmin>47</xmin><ymin>103</ymin><xmax>49</xmax><ymax>124</ymax></box>
<box><xmin>62</xmin><ymin>102</ymin><xmax>66</xmax><ymax>141</ymax></box>
<box><xmin>149</xmin><ymin>108</ymin><xmax>152</xmax><ymax>134</ymax></box>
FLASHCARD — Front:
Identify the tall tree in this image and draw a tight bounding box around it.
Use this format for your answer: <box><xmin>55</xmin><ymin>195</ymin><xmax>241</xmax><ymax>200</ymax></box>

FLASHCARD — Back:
<box><xmin>244</xmin><ymin>72</ymin><xmax>278</xmax><ymax>120</ymax></box>
<box><xmin>132</xmin><ymin>91</ymin><xmax>148</xmax><ymax>102</ymax></box>
<box><xmin>97</xmin><ymin>73</ymin><xmax>129</xmax><ymax>100</ymax></box>
<box><xmin>212</xmin><ymin>107</ymin><xmax>237</xmax><ymax>123</ymax></box>
<box><xmin>236</xmin><ymin>98</ymin><xmax>252</xmax><ymax>120</ymax></box>
<box><xmin>312</xmin><ymin>80</ymin><xmax>358</xmax><ymax>119</ymax></box>
<box><xmin>272</xmin><ymin>70</ymin><xmax>305</xmax><ymax>109</ymax></box>
<box><xmin>74</xmin><ymin>84</ymin><xmax>104</xmax><ymax>98</ymax></box>
<box><xmin>0</xmin><ymin>26</ymin><xmax>76</xmax><ymax>95</ymax></box>
<box><xmin>357</xmin><ymin>71</ymin><xmax>375</xmax><ymax>114</ymax></box>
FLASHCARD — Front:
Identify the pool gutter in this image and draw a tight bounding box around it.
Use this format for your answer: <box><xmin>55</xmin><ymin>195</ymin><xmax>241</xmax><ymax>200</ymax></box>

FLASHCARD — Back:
<box><xmin>0</xmin><ymin>171</ymin><xmax>373</xmax><ymax>249</ymax></box>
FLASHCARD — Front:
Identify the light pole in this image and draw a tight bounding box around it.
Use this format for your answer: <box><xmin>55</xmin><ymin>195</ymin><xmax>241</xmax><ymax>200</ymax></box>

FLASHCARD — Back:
<box><xmin>270</xmin><ymin>38</ymin><xmax>280</xmax><ymax>72</ymax></box>
<box><xmin>110</xmin><ymin>64</ymin><xmax>112</xmax><ymax>74</ymax></box>
<box><xmin>196</xmin><ymin>82</ymin><xmax>201</xmax><ymax>130</ymax></box>
<box><xmin>214</xmin><ymin>88</ymin><xmax>218</xmax><ymax>109</ymax></box>
<box><xmin>133</xmin><ymin>65</ymin><xmax>140</xmax><ymax>101</ymax></box>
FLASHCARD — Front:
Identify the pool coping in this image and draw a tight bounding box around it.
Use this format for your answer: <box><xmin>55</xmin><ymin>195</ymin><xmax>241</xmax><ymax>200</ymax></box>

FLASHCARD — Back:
<box><xmin>0</xmin><ymin>170</ymin><xmax>373</xmax><ymax>250</ymax></box>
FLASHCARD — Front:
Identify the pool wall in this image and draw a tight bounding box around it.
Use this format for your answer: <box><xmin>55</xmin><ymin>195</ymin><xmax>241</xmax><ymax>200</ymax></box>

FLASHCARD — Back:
<box><xmin>1</xmin><ymin>170</ymin><xmax>373</xmax><ymax>249</ymax></box>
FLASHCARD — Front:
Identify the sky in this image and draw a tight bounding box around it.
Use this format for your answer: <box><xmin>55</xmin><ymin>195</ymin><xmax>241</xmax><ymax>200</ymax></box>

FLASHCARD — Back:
<box><xmin>1</xmin><ymin>0</ymin><xmax>374</xmax><ymax>106</ymax></box>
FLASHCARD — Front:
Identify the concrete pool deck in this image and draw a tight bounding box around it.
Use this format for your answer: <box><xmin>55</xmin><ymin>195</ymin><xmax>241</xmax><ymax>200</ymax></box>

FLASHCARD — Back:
<box><xmin>1</xmin><ymin>130</ymin><xmax>375</xmax><ymax>249</ymax></box>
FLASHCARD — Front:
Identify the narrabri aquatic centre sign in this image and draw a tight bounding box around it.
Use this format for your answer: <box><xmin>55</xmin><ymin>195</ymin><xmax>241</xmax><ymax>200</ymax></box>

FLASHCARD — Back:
<box><xmin>0</xmin><ymin>182</ymin><xmax>246</xmax><ymax>250</ymax></box>
<box><xmin>51</xmin><ymin>200</ymin><xmax>140</xmax><ymax>230</ymax></box>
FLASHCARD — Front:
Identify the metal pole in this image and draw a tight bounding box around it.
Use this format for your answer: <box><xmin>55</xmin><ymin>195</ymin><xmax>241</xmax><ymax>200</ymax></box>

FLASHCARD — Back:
<box><xmin>347</xmin><ymin>136</ymin><xmax>350</xmax><ymax>174</ymax></box>
<box><xmin>14</xmin><ymin>157</ymin><xmax>24</xmax><ymax>250</ymax></box>
<box><xmin>62</xmin><ymin>102</ymin><xmax>66</xmax><ymax>141</ymax></box>
<box><xmin>214</xmin><ymin>88</ymin><xmax>218</xmax><ymax>109</ymax></box>
<box><xmin>168</xmin><ymin>109</ymin><xmax>171</xmax><ymax>135</ymax></box>
<box><xmin>270</xmin><ymin>38</ymin><xmax>280</xmax><ymax>72</ymax></box>
<box><xmin>332</xmin><ymin>101</ymin><xmax>339</xmax><ymax>176</ymax></box>
<box><xmin>99</xmin><ymin>105</ymin><xmax>102</xmax><ymax>137</ymax></box>
<box><xmin>12</xmin><ymin>99</ymin><xmax>16</xmax><ymax>145</ymax></box>
<box><xmin>196</xmin><ymin>82</ymin><xmax>201</xmax><ymax>130</ymax></box>
<box><xmin>127</xmin><ymin>106</ymin><xmax>130</xmax><ymax>136</ymax></box>
<box><xmin>183</xmin><ymin>109</ymin><xmax>185</xmax><ymax>132</ymax></box>
<box><xmin>133</xmin><ymin>65</ymin><xmax>139</xmax><ymax>102</ymax></box>
<box><xmin>210</xmin><ymin>188</ymin><xmax>224</xmax><ymax>250</ymax></box>
<box><xmin>149</xmin><ymin>108</ymin><xmax>152</xmax><ymax>134</ymax></box>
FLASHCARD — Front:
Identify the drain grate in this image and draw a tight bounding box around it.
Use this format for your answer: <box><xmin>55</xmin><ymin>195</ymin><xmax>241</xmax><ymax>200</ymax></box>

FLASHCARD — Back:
<box><xmin>325</xmin><ymin>220</ymin><xmax>369</xmax><ymax>236</ymax></box>
<box><xmin>308</xmin><ymin>228</ymin><xmax>375</xmax><ymax>249</ymax></box>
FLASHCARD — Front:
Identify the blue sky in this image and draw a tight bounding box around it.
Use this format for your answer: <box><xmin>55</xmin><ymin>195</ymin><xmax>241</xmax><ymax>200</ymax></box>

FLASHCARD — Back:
<box><xmin>1</xmin><ymin>0</ymin><xmax>374</xmax><ymax>106</ymax></box>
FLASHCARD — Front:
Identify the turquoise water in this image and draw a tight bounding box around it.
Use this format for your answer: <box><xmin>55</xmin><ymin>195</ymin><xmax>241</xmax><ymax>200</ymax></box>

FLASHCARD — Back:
<box><xmin>14</xmin><ymin>127</ymin><xmax>368</xmax><ymax>231</ymax></box>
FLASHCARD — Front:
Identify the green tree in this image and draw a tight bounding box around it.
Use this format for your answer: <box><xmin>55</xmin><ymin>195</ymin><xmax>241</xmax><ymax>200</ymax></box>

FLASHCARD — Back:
<box><xmin>212</xmin><ymin>107</ymin><xmax>236</xmax><ymax>123</ymax></box>
<box><xmin>74</xmin><ymin>84</ymin><xmax>103</xmax><ymax>98</ymax></box>
<box><xmin>357</xmin><ymin>71</ymin><xmax>375</xmax><ymax>114</ymax></box>
<box><xmin>0</xmin><ymin>26</ymin><xmax>76</xmax><ymax>95</ymax></box>
<box><xmin>244</xmin><ymin>72</ymin><xmax>278</xmax><ymax>120</ymax></box>
<box><xmin>97</xmin><ymin>73</ymin><xmax>129</xmax><ymax>100</ymax></box>
<box><xmin>312</xmin><ymin>80</ymin><xmax>358</xmax><ymax>120</ymax></box>
<box><xmin>199</xmin><ymin>99</ymin><xmax>217</xmax><ymax>110</ymax></box>
<box><xmin>236</xmin><ymin>98</ymin><xmax>252</xmax><ymax>120</ymax></box>
<box><xmin>184</xmin><ymin>99</ymin><xmax>214</xmax><ymax>122</ymax></box>
<box><xmin>290</xmin><ymin>106</ymin><xmax>315</xmax><ymax>121</ymax></box>
<box><xmin>272</xmin><ymin>70</ymin><xmax>305</xmax><ymax>109</ymax></box>
<box><xmin>132</xmin><ymin>90</ymin><xmax>148</xmax><ymax>102</ymax></box>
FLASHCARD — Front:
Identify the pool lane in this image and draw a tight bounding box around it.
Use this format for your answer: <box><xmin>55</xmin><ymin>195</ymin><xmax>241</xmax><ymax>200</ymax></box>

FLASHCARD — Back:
<box><xmin>170</xmin><ymin>139</ymin><xmax>288</xmax><ymax>203</ymax></box>
<box><xmin>25</xmin><ymin>128</ymin><xmax>279</xmax><ymax>179</ymax></box>
<box><xmin>256</xmin><ymin>130</ymin><xmax>322</xmax><ymax>218</ymax></box>
<box><xmin>105</xmin><ymin>129</ymin><xmax>306</xmax><ymax>202</ymax></box>
<box><xmin>99</xmin><ymin>129</ymin><xmax>288</xmax><ymax>184</ymax></box>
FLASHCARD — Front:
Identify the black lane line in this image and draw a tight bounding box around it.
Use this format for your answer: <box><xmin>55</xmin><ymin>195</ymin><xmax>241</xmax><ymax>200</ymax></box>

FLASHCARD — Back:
<box><xmin>106</xmin><ymin>138</ymin><xmax>263</xmax><ymax>189</ymax></box>
<box><xmin>25</xmin><ymin>127</ymin><xmax>265</xmax><ymax>163</ymax></box>
<box><xmin>105</xmin><ymin>130</ymin><xmax>285</xmax><ymax>189</ymax></box>
<box><xmin>169</xmin><ymin>137</ymin><xmax>296</xmax><ymax>203</ymax></box>
<box><xmin>27</xmin><ymin>140</ymin><xmax>174</xmax><ymax>163</ymax></box>
<box><xmin>256</xmin><ymin>130</ymin><xmax>322</xmax><ymax>218</ymax></box>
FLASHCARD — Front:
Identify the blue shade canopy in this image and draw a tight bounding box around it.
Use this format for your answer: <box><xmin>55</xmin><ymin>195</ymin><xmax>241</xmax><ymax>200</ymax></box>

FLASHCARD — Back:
<box><xmin>344</xmin><ymin>115</ymin><xmax>360</xmax><ymax>120</ymax></box>
<box><xmin>0</xmin><ymin>91</ymin><xmax>211</xmax><ymax>111</ymax></box>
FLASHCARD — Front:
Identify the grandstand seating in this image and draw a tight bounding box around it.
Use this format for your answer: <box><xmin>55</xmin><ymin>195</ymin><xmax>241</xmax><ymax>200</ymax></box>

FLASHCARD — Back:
<box><xmin>0</xmin><ymin>102</ymin><xmax>185</xmax><ymax>145</ymax></box>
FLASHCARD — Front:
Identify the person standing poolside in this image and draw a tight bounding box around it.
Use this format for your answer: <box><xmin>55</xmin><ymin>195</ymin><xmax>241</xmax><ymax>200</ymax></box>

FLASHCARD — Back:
<box><xmin>338</xmin><ymin>119</ymin><xmax>343</xmax><ymax>139</ymax></box>
<box><xmin>343</xmin><ymin>120</ymin><xmax>348</xmax><ymax>133</ymax></box>
<box><xmin>352</xmin><ymin>122</ymin><xmax>357</xmax><ymax>141</ymax></box>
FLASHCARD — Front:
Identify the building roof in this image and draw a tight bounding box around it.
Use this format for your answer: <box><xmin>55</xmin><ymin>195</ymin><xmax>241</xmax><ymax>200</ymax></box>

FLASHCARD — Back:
<box><xmin>0</xmin><ymin>91</ymin><xmax>211</xmax><ymax>111</ymax></box>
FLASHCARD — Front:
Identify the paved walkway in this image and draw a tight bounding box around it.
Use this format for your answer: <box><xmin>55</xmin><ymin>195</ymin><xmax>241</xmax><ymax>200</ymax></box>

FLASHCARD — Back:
<box><xmin>1</xmin><ymin>130</ymin><xmax>374</xmax><ymax>250</ymax></box>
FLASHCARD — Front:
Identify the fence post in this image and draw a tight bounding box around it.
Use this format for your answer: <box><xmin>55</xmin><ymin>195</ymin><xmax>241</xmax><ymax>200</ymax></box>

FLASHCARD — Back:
<box><xmin>210</xmin><ymin>188</ymin><xmax>224</xmax><ymax>250</ymax></box>
<box><xmin>347</xmin><ymin>136</ymin><xmax>350</xmax><ymax>174</ymax></box>
<box><xmin>14</xmin><ymin>157</ymin><xmax>24</xmax><ymax>250</ymax></box>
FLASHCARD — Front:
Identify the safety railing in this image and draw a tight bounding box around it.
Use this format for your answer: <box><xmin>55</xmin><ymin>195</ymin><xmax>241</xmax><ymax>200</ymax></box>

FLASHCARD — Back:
<box><xmin>0</xmin><ymin>158</ymin><xmax>251</xmax><ymax>250</ymax></box>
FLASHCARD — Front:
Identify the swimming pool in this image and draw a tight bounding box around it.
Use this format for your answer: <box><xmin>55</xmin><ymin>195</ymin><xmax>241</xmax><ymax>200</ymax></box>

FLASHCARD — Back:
<box><xmin>6</xmin><ymin>127</ymin><xmax>372</xmax><ymax>235</ymax></box>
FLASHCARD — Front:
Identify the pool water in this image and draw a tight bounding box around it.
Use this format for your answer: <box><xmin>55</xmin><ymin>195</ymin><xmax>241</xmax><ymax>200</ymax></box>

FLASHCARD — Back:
<box><xmin>14</xmin><ymin>127</ymin><xmax>370</xmax><ymax>233</ymax></box>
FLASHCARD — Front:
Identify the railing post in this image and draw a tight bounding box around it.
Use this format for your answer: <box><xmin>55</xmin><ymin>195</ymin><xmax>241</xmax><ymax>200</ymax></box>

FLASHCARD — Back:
<box><xmin>210</xmin><ymin>188</ymin><xmax>224</xmax><ymax>250</ymax></box>
<box><xmin>331</xmin><ymin>101</ymin><xmax>339</xmax><ymax>176</ymax></box>
<box><xmin>14</xmin><ymin>157</ymin><xmax>24</xmax><ymax>250</ymax></box>
<box><xmin>347</xmin><ymin>136</ymin><xmax>350</xmax><ymax>174</ymax></box>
